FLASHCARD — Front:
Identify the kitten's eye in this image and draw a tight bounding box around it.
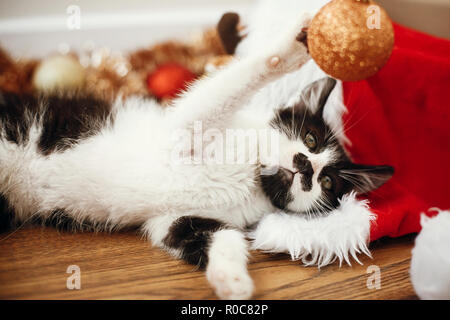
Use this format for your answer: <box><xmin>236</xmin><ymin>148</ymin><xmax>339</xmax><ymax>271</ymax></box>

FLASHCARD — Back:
<box><xmin>305</xmin><ymin>132</ymin><xmax>317</xmax><ymax>150</ymax></box>
<box><xmin>320</xmin><ymin>175</ymin><xmax>333</xmax><ymax>190</ymax></box>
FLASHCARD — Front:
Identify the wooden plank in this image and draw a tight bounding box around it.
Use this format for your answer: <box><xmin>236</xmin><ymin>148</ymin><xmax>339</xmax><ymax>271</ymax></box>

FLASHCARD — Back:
<box><xmin>0</xmin><ymin>227</ymin><xmax>417</xmax><ymax>299</ymax></box>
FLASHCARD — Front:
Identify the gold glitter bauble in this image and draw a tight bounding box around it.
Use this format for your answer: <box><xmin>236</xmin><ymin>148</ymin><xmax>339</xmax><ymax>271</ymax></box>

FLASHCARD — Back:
<box><xmin>308</xmin><ymin>0</ymin><xmax>394</xmax><ymax>81</ymax></box>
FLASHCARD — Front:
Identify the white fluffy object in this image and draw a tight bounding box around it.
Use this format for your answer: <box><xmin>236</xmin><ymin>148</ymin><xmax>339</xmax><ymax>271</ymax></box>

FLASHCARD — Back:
<box><xmin>249</xmin><ymin>192</ymin><xmax>375</xmax><ymax>267</ymax></box>
<box><xmin>410</xmin><ymin>209</ymin><xmax>450</xmax><ymax>300</ymax></box>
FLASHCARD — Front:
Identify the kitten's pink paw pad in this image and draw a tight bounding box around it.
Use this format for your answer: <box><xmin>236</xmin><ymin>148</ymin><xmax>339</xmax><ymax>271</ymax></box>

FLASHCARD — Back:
<box><xmin>268</xmin><ymin>56</ymin><xmax>281</xmax><ymax>68</ymax></box>
<box><xmin>206</xmin><ymin>264</ymin><xmax>254</xmax><ymax>300</ymax></box>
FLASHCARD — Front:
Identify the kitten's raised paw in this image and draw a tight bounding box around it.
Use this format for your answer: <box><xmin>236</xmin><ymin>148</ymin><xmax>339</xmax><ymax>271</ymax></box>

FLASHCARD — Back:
<box><xmin>266</xmin><ymin>12</ymin><xmax>312</xmax><ymax>74</ymax></box>
<box><xmin>206</xmin><ymin>262</ymin><xmax>254</xmax><ymax>300</ymax></box>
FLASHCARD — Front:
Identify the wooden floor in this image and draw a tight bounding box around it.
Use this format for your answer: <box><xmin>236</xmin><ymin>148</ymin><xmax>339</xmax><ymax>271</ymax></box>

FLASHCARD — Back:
<box><xmin>0</xmin><ymin>226</ymin><xmax>417</xmax><ymax>299</ymax></box>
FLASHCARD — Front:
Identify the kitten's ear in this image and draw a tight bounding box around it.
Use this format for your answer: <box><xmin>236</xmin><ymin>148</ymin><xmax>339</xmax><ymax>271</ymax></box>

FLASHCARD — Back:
<box><xmin>340</xmin><ymin>164</ymin><xmax>394</xmax><ymax>194</ymax></box>
<box><xmin>301</xmin><ymin>77</ymin><xmax>337</xmax><ymax>115</ymax></box>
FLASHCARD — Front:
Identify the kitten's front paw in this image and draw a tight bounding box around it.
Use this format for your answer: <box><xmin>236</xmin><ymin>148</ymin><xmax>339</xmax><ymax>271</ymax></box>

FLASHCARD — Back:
<box><xmin>266</xmin><ymin>12</ymin><xmax>312</xmax><ymax>74</ymax></box>
<box><xmin>206</xmin><ymin>261</ymin><xmax>254</xmax><ymax>300</ymax></box>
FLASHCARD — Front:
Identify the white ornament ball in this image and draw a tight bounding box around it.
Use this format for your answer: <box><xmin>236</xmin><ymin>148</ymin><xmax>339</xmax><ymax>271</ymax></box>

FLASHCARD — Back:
<box><xmin>33</xmin><ymin>55</ymin><xmax>85</xmax><ymax>92</ymax></box>
<box><xmin>410</xmin><ymin>210</ymin><xmax>450</xmax><ymax>299</ymax></box>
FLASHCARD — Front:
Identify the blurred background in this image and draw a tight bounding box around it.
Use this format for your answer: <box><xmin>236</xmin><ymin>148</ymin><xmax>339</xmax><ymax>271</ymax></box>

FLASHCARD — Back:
<box><xmin>0</xmin><ymin>0</ymin><xmax>253</xmax><ymax>58</ymax></box>
<box><xmin>0</xmin><ymin>0</ymin><xmax>449</xmax><ymax>58</ymax></box>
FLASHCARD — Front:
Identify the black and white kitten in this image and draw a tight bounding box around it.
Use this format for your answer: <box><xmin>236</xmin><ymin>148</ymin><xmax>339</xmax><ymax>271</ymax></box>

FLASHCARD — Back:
<box><xmin>0</xmin><ymin>12</ymin><xmax>392</xmax><ymax>299</ymax></box>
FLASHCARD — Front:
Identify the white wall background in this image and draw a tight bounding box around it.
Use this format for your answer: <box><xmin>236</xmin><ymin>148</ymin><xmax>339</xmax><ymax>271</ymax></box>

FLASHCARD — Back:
<box><xmin>0</xmin><ymin>0</ymin><xmax>255</xmax><ymax>58</ymax></box>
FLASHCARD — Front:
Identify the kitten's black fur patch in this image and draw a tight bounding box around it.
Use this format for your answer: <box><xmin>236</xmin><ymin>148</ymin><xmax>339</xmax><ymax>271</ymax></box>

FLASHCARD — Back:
<box><xmin>0</xmin><ymin>193</ymin><xmax>15</xmax><ymax>233</ymax></box>
<box><xmin>0</xmin><ymin>92</ymin><xmax>38</xmax><ymax>145</ymax></box>
<box><xmin>259</xmin><ymin>168</ymin><xmax>294</xmax><ymax>209</ymax></box>
<box><xmin>0</xmin><ymin>91</ymin><xmax>113</xmax><ymax>155</ymax></box>
<box><xmin>0</xmin><ymin>201</ymin><xmax>96</xmax><ymax>234</ymax></box>
<box><xmin>35</xmin><ymin>209</ymin><xmax>96</xmax><ymax>232</ymax></box>
<box><xmin>270</xmin><ymin>79</ymin><xmax>341</xmax><ymax>154</ymax></box>
<box><xmin>317</xmin><ymin>163</ymin><xmax>394</xmax><ymax>211</ymax></box>
<box><xmin>39</xmin><ymin>94</ymin><xmax>113</xmax><ymax>155</ymax></box>
<box><xmin>296</xmin><ymin>30</ymin><xmax>309</xmax><ymax>53</ymax></box>
<box><xmin>163</xmin><ymin>216</ymin><xmax>225</xmax><ymax>269</ymax></box>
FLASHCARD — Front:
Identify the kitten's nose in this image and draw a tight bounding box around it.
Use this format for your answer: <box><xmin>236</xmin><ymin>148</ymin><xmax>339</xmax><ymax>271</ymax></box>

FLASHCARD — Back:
<box><xmin>293</xmin><ymin>153</ymin><xmax>314</xmax><ymax>175</ymax></box>
<box><xmin>311</xmin><ymin>161</ymin><xmax>320</xmax><ymax>173</ymax></box>
<box><xmin>293</xmin><ymin>153</ymin><xmax>314</xmax><ymax>192</ymax></box>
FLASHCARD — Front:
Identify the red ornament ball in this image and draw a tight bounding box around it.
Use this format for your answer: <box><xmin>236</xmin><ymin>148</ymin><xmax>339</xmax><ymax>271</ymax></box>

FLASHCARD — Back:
<box><xmin>146</xmin><ymin>63</ymin><xmax>196</xmax><ymax>99</ymax></box>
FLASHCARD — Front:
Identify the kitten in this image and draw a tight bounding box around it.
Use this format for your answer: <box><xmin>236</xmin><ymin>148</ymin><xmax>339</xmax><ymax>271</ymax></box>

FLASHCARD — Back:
<box><xmin>0</xmin><ymin>13</ymin><xmax>392</xmax><ymax>299</ymax></box>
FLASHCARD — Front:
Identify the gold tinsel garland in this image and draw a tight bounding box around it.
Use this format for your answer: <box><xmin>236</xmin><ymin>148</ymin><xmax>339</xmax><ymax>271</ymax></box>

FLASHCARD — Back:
<box><xmin>0</xmin><ymin>28</ymin><xmax>226</xmax><ymax>101</ymax></box>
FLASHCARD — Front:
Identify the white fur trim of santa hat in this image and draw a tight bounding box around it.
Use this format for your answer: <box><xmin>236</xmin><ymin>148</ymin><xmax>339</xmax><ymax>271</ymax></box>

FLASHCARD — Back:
<box><xmin>249</xmin><ymin>192</ymin><xmax>375</xmax><ymax>268</ymax></box>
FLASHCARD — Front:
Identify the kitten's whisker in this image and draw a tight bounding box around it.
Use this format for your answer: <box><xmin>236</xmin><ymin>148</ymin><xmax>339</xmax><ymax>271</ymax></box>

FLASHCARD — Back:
<box><xmin>299</xmin><ymin>109</ymin><xmax>307</xmax><ymax>138</ymax></box>
<box><xmin>340</xmin><ymin>110</ymin><xmax>370</xmax><ymax>135</ymax></box>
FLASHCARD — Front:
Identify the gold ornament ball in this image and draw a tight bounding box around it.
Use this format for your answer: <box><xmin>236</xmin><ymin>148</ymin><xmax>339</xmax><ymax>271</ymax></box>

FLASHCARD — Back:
<box><xmin>308</xmin><ymin>0</ymin><xmax>394</xmax><ymax>81</ymax></box>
